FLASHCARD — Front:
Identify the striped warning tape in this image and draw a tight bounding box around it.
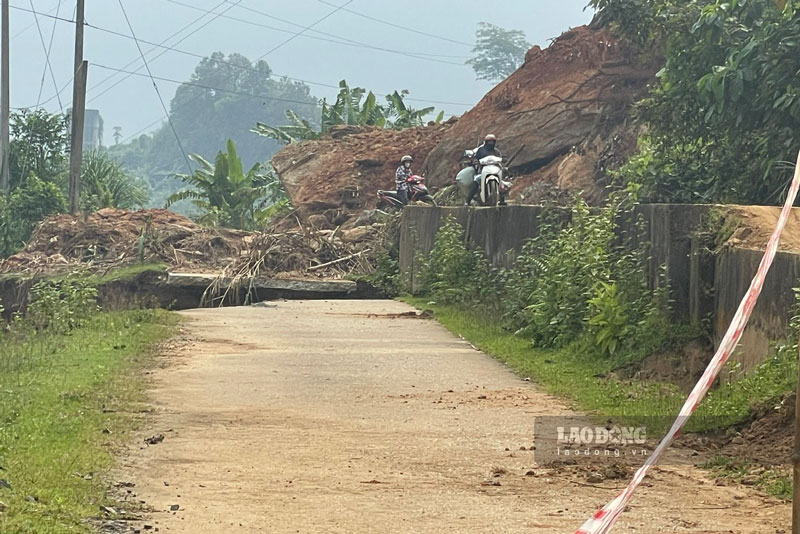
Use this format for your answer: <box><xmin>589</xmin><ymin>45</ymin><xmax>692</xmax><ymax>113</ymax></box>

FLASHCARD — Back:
<box><xmin>575</xmin><ymin>149</ymin><xmax>800</xmax><ymax>534</ymax></box>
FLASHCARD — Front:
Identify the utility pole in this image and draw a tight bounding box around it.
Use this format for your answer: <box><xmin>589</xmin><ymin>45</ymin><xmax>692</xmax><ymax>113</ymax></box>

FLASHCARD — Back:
<box><xmin>68</xmin><ymin>0</ymin><xmax>85</xmax><ymax>214</ymax></box>
<box><xmin>1</xmin><ymin>0</ymin><xmax>10</xmax><ymax>195</ymax></box>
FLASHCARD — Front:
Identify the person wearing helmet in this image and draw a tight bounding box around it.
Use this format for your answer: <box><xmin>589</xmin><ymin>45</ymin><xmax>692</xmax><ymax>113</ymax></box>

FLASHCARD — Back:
<box><xmin>466</xmin><ymin>135</ymin><xmax>503</xmax><ymax>205</ymax></box>
<box><xmin>474</xmin><ymin>134</ymin><xmax>502</xmax><ymax>161</ymax></box>
<box><xmin>395</xmin><ymin>155</ymin><xmax>414</xmax><ymax>205</ymax></box>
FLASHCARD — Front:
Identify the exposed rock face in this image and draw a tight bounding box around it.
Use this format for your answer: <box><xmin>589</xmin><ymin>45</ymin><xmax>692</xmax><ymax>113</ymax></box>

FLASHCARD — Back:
<box><xmin>422</xmin><ymin>25</ymin><xmax>656</xmax><ymax>202</ymax></box>
<box><xmin>271</xmin><ymin>121</ymin><xmax>455</xmax><ymax>222</ymax></box>
<box><xmin>272</xmin><ymin>25</ymin><xmax>655</xmax><ymax>212</ymax></box>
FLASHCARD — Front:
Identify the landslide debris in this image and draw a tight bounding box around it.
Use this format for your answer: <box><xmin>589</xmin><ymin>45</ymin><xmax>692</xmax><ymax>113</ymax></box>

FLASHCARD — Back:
<box><xmin>423</xmin><ymin>24</ymin><xmax>657</xmax><ymax>203</ymax></box>
<box><xmin>0</xmin><ymin>208</ymin><xmax>389</xmax><ymax>279</ymax></box>
<box><xmin>271</xmin><ymin>121</ymin><xmax>455</xmax><ymax>220</ymax></box>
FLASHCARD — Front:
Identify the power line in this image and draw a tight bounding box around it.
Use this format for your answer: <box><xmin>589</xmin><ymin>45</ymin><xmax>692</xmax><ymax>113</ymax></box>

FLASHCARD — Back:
<box><xmin>116</xmin><ymin>0</ymin><xmax>192</xmax><ymax>173</ymax></box>
<box><xmin>315</xmin><ymin>0</ymin><xmax>473</xmax><ymax>48</ymax></box>
<box><xmin>27</xmin><ymin>0</ymin><xmax>63</xmax><ymax>110</ymax></box>
<box><xmin>164</xmin><ymin>0</ymin><xmax>467</xmax><ymax>64</ymax></box>
<box><xmin>88</xmin><ymin>0</ymin><xmax>245</xmax><ymax>107</ymax></box>
<box><xmin>80</xmin><ymin>18</ymin><xmax>470</xmax><ymax>107</ymax></box>
<box><xmin>226</xmin><ymin>0</ymin><xmax>470</xmax><ymax>60</ymax></box>
<box><xmin>115</xmin><ymin>0</ymin><xmax>355</xmax><ymax>145</ymax></box>
<box><xmin>253</xmin><ymin>0</ymin><xmax>351</xmax><ymax>60</ymax></box>
<box><xmin>10</xmin><ymin>0</ymin><xmax>234</xmax><ymax>108</ymax></box>
<box><xmin>13</xmin><ymin>4</ymin><xmax>472</xmax><ymax>110</ymax></box>
<box><xmin>10</xmin><ymin>2</ymin><xmax>62</xmax><ymax>40</ymax></box>
<box><xmin>18</xmin><ymin>0</ymin><xmax>63</xmax><ymax>186</ymax></box>
<box><xmin>101</xmin><ymin>58</ymin><xmax>468</xmax><ymax>147</ymax></box>
<box><xmin>7</xmin><ymin>5</ymin><xmax>76</xmax><ymax>109</ymax></box>
<box><xmin>92</xmin><ymin>63</ymin><xmax>324</xmax><ymax>106</ymax></box>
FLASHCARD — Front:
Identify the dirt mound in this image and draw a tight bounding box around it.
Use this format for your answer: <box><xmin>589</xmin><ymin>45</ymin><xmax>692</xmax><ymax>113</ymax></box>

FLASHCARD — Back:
<box><xmin>424</xmin><ymin>25</ymin><xmax>656</xmax><ymax>203</ymax></box>
<box><xmin>272</xmin><ymin>122</ymin><xmax>454</xmax><ymax>220</ymax></box>
<box><xmin>678</xmin><ymin>395</ymin><xmax>795</xmax><ymax>469</ymax></box>
<box><xmin>0</xmin><ymin>208</ymin><xmax>388</xmax><ymax>279</ymax></box>
<box><xmin>724</xmin><ymin>205</ymin><xmax>800</xmax><ymax>253</ymax></box>
<box><xmin>0</xmin><ymin>208</ymin><xmax>247</xmax><ymax>274</ymax></box>
<box><xmin>730</xmin><ymin>396</ymin><xmax>795</xmax><ymax>467</ymax></box>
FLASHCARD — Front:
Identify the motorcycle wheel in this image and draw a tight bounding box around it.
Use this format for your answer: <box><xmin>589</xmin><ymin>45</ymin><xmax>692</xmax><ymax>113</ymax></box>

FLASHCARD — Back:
<box><xmin>486</xmin><ymin>181</ymin><xmax>499</xmax><ymax>206</ymax></box>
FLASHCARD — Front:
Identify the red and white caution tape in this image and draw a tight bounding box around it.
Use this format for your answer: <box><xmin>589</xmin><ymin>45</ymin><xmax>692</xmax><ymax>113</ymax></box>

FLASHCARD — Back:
<box><xmin>575</xmin><ymin>149</ymin><xmax>800</xmax><ymax>534</ymax></box>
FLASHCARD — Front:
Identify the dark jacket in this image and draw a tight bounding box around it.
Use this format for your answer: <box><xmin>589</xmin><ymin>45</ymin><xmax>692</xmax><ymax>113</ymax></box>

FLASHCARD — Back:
<box><xmin>474</xmin><ymin>143</ymin><xmax>502</xmax><ymax>162</ymax></box>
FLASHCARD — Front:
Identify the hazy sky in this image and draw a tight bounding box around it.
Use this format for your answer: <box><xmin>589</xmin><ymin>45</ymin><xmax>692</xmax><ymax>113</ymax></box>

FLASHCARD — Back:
<box><xmin>9</xmin><ymin>1</ymin><xmax>593</xmax><ymax>144</ymax></box>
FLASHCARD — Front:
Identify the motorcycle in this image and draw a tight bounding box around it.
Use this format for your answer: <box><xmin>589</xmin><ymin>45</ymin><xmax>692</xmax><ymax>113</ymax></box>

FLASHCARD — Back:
<box><xmin>377</xmin><ymin>175</ymin><xmax>437</xmax><ymax>209</ymax></box>
<box><xmin>457</xmin><ymin>150</ymin><xmax>512</xmax><ymax>206</ymax></box>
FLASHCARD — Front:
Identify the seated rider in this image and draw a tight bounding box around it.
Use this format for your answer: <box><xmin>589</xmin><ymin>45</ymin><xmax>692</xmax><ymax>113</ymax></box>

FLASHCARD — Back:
<box><xmin>466</xmin><ymin>134</ymin><xmax>502</xmax><ymax>206</ymax></box>
<box><xmin>396</xmin><ymin>155</ymin><xmax>414</xmax><ymax>205</ymax></box>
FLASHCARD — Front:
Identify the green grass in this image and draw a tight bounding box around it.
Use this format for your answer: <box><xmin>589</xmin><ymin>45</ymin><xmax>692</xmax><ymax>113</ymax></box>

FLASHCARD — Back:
<box><xmin>0</xmin><ymin>308</ymin><xmax>177</xmax><ymax>533</ymax></box>
<box><xmin>0</xmin><ymin>264</ymin><xmax>167</xmax><ymax>290</ymax></box>
<box><xmin>86</xmin><ymin>263</ymin><xmax>167</xmax><ymax>285</ymax></box>
<box><xmin>403</xmin><ymin>297</ymin><xmax>797</xmax><ymax>435</ymax></box>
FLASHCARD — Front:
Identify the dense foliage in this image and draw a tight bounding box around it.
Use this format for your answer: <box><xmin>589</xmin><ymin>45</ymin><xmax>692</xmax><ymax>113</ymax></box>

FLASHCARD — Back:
<box><xmin>0</xmin><ymin>110</ymin><xmax>151</xmax><ymax>258</ymax></box>
<box><xmin>0</xmin><ymin>176</ymin><xmax>66</xmax><ymax>257</ymax></box>
<box><xmin>412</xmin><ymin>191</ymin><xmax>670</xmax><ymax>358</ymax></box>
<box><xmin>81</xmin><ymin>151</ymin><xmax>149</xmax><ymax>212</ymax></box>
<box><xmin>8</xmin><ymin>109</ymin><xmax>70</xmax><ymax>190</ymax></box>
<box><xmin>254</xmin><ymin>80</ymin><xmax>443</xmax><ymax>144</ymax></box>
<box><xmin>466</xmin><ymin>22</ymin><xmax>531</xmax><ymax>83</ymax></box>
<box><xmin>166</xmin><ymin>139</ymin><xmax>288</xmax><ymax>230</ymax></box>
<box><xmin>594</xmin><ymin>0</ymin><xmax>800</xmax><ymax>204</ymax></box>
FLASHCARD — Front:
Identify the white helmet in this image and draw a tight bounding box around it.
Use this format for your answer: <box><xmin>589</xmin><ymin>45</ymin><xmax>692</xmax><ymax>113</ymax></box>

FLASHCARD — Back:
<box><xmin>401</xmin><ymin>155</ymin><xmax>413</xmax><ymax>164</ymax></box>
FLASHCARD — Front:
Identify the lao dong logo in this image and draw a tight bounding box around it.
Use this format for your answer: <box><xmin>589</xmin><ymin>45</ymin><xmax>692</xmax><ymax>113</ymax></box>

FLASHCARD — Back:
<box><xmin>557</xmin><ymin>425</ymin><xmax>647</xmax><ymax>446</ymax></box>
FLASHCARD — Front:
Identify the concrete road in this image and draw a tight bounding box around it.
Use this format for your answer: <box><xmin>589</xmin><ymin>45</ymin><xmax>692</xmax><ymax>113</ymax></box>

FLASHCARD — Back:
<box><xmin>119</xmin><ymin>300</ymin><xmax>789</xmax><ymax>533</ymax></box>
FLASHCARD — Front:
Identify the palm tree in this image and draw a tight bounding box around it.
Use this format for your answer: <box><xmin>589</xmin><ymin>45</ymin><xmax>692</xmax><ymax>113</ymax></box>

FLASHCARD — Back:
<box><xmin>165</xmin><ymin>139</ymin><xmax>288</xmax><ymax>230</ymax></box>
<box><xmin>81</xmin><ymin>150</ymin><xmax>149</xmax><ymax>211</ymax></box>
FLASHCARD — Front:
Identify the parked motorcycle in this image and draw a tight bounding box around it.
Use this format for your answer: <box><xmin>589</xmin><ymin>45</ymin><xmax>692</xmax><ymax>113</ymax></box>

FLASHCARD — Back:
<box><xmin>377</xmin><ymin>175</ymin><xmax>437</xmax><ymax>209</ymax></box>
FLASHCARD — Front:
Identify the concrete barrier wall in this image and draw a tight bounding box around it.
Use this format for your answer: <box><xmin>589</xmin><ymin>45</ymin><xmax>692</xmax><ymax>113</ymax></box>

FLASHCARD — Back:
<box><xmin>399</xmin><ymin>204</ymin><xmax>800</xmax><ymax>373</ymax></box>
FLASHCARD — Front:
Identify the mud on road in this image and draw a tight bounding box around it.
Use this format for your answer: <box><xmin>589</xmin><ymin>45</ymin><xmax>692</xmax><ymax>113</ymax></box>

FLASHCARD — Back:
<box><xmin>117</xmin><ymin>300</ymin><xmax>789</xmax><ymax>533</ymax></box>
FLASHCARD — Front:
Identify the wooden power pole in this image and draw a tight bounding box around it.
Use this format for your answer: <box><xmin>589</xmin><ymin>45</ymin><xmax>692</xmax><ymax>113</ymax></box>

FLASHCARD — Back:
<box><xmin>68</xmin><ymin>0</ymin><xmax>86</xmax><ymax>214</ymax></box>
<box><xmin>1</xmin><ymin>0</ymin><xmax>9</xmax><ymax>195</ymax></box>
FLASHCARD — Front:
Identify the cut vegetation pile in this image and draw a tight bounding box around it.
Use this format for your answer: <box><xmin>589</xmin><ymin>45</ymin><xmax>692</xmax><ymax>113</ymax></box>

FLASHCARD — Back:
<box><xmin>0</xmin><ymin>208</ymin><xmax>390</xmax><ymax>279</ymax></box>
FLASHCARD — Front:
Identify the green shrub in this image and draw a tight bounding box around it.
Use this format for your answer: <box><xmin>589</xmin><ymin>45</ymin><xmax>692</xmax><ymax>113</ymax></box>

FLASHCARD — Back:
<box><xmin>418</xmin><ymin>217</ymin><xmax>500</xmax><ymax>307</ymax></box>
<box><xmin>27</xmin><ymin>278</ymin><xmax>99</xmax><ymax>334</ymax></box>
<box><xmin>371</xmin><ymin>250</ymin><xmax>401</xmax><ymax>295</ymax></box>
<box><xmin>411</xmin><ymin>191</ymin><xmax>673</xmax><ymax>358</ymax></box>
<box><xmin>0</xmin><ymin>175</ymin><xmax>67</xmax><ymax>257</ymax></box>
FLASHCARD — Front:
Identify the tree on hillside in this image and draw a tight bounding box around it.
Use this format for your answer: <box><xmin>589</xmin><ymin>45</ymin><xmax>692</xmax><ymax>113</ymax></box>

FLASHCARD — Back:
<box><xmin>466</xmin><ymin>23</ymin><xmax>531</xmax><ymax>83</ymax></box>
<box><xmin>112</xmin><ymin>126</ymin><xmax>123</xmax><ymax>145</ymax></box>
<box><xmin>593</xmin><ymin>0</ymin><xmax>800</xmax><ymax>204</ymax></box>
<box><xmin>108</xmin><ymin>52</ymin><xmax>318</xmax><ymax>209</ymax></box>
<box><xmin>253</xmin><ymin>80</ymin><xmax>443</xmax><ymax>144</ymax></box>
<box><xmin>165</xmin><ymin>139</ymin><xmax>288</xmax><ymax>230</ymax></box>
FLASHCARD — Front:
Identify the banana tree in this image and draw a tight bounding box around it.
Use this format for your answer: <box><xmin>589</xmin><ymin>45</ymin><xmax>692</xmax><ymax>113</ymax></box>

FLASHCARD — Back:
<box><xmin>384</xmin><ymin>90</ymin><xmax>442</xmax><ymax>129</ymax></box>
<box><xmin>253</xmin><ymin>109</ymin><xmax>321</xmax><ymax>143</ymax></box>
<box><xmin>254</xmin><ymin>80</ymin><xmax>391</xmax><ymax>143</ymax></box>
<box><xmin>165</xmin><ymin>139</ymin><xmax>288</xmax><ymax>229</ymax></box>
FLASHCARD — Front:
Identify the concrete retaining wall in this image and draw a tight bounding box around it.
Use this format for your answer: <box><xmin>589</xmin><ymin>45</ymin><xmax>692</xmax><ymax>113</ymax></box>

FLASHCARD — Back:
<box><xmin>399</xmin><ymin>204</ymin><xmax>800</xmax><ymax>373</ymax></box>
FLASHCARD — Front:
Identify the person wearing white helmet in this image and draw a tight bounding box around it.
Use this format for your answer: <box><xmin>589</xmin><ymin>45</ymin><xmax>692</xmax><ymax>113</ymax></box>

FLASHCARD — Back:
<box><xmin>395</xmin><ymin>155</ymin><xmax>414</xmax><ymax>205</ymax></box>
<box><xmin>466</xmin><ymin>135</ymin><xmax>502</xmax><ymax>205</ymax></box>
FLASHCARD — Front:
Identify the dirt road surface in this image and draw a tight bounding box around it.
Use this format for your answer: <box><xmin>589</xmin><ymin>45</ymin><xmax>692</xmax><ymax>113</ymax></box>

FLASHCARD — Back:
<box><xmin>119</xmin><ymin>300</ymin><xmax>789</xmax><ymax>533</ymax></box>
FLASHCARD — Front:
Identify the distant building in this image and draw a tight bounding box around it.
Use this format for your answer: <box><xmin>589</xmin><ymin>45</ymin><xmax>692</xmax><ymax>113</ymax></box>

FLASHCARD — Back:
<box><xmin>83</xmin><ymin>109</ymin><xmax>104</xmax><ymax>149</ymax></box>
